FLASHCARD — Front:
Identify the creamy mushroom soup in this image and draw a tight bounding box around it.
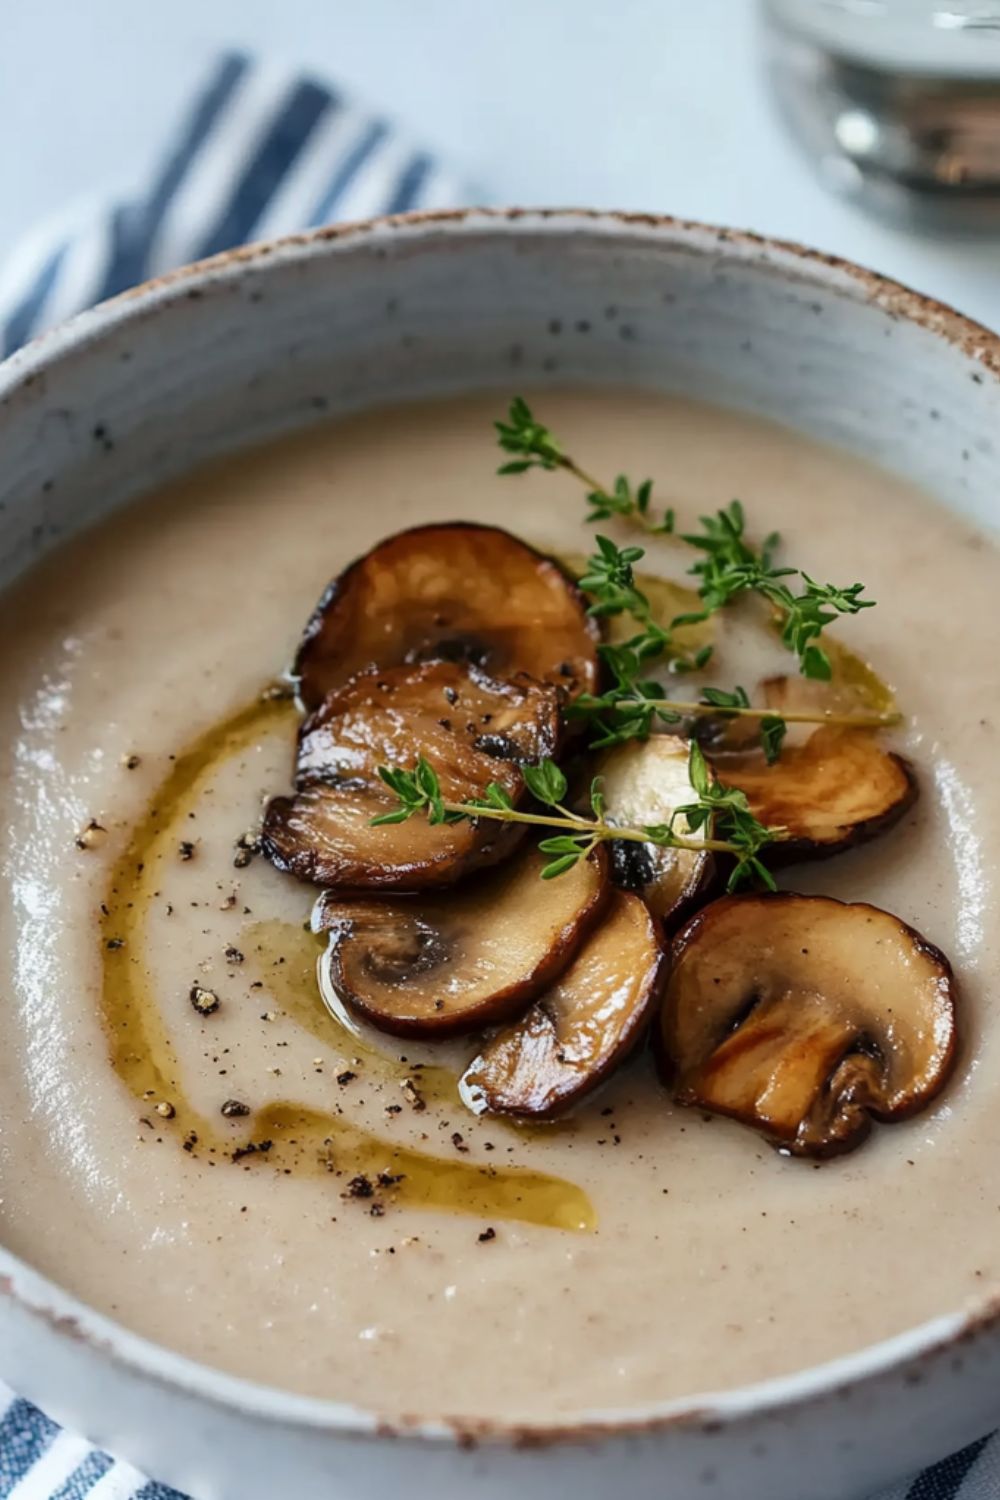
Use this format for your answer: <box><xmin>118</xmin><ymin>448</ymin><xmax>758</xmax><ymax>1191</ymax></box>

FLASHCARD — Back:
<box><xmin>0</xmin><ymin>390</ymin><xmax>997</xmax><ymax>1421</ymax></box>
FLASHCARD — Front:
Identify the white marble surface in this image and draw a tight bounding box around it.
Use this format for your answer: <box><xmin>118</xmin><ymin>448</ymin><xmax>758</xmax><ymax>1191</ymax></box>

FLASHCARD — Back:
<box><xmin>1</xmin><ymin>0</ymin><xmax>998</xmax><ymax>330</ymax></box>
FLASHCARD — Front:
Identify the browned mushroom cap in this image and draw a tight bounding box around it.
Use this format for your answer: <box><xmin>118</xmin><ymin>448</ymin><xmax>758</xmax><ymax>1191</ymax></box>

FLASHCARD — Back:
<box><xmin>713</xmin><ymin>727</ymin><xmax>917</xmax><ymax>859</ymax></box>
<box><xmin>295</xmin><ymin>523</ymin><xmax>601</xmax><ymax>710</ymax></box>
<box><xmin>261</xmin><ymin>661</ymin><xmax>560</xmax><ymax>890</ymax></box>
<box><xmin>589</xmin><ymin>736</ymin><xmax>716</xmax><ymax>929</ymax></box>
<box><xmin>295</xmin><ymin>659</ymin><xmax>559</xmax><ymax>789</ymax></box>
<box><xmin>460</xmin><ymin>892</ymin><xmax>667</xmax><ymax>1119</ymax></box>
<box><xmin>661</xmin><ymin>893</ymin><xmax>958</xmax><ymax>1157</ymax></box>
<box><xmin>313</xmin><ymin>846</ymin><xmax>610</xmax><ymax>1039</ymax></box>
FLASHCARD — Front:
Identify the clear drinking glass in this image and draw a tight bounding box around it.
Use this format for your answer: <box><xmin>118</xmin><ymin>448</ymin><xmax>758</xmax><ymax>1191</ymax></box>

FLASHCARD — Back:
<box><xmin>762</xmin><ymin>0</ymin><xmax>1000</xmax><ymax>227</ymax></box>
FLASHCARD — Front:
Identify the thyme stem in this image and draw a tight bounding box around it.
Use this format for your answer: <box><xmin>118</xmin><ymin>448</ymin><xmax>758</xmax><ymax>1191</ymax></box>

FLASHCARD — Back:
<box><xmin>437</xmin><ymin>799</ymin><xmax>739</xmax><ymax>854</ymax></box>
<box><xmin>600</xmin><ymin>697</ymin><xmax>899</xmax><ymax>730</ymax></box>
<box><xmin>558</xmin><ymin>455</ymin><xmax>668</xmax><ymax>536</ymax></box>
<box><xmin>374</xmin><ymin>748</ymin><xmax>781</xmax><ymax>891</ymax></box>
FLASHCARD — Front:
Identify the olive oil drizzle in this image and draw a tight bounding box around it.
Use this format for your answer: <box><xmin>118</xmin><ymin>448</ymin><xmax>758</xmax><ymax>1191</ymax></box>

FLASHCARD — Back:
<box><xmin>101</xmin><ymin>694</ymin><xmax>293</xmax><ymax>1136</ymax></box>
<box><xmin>244</xmin><ymin>918</ymin><xmax>460</xmax><ymax>1110</ymax></box>
<box><xmin>100</xmin><ymin>693</ymin><xmax>595</xmax><ymax>1232</ymax></box>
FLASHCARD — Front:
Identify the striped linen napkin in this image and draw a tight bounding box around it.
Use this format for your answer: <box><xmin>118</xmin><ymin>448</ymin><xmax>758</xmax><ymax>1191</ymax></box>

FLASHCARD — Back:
<box><xmin>0</xmin><ymin>49</ymin><xmax>996</xmax><ymax>1500</ymax></box>
<box><xmin>0</xmin><ymin>50</ymin><xmax>469</xmax><ymax>353</ymax></box>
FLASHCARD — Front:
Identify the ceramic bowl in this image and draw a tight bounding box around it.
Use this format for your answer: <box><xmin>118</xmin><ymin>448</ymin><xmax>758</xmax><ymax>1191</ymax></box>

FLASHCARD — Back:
<box><xmin>1</xmin><ymin>210</ymin><xmax>999</xmax><ymax>1500</ymax></box>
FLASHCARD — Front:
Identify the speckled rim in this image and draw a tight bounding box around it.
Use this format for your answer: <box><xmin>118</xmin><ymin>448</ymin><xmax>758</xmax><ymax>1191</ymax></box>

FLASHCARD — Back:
<box><xmin>1</xmin><ymin>207</ymin><xmax>1000</xmax><ymax>1449</ymax></box>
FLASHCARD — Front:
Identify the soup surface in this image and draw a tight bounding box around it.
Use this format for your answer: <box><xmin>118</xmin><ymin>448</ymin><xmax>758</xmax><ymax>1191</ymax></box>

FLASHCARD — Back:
<box><xmin>0</xmin><ymin>390</ymin><xmax>997</xmax><ymax>1423</ymax></box>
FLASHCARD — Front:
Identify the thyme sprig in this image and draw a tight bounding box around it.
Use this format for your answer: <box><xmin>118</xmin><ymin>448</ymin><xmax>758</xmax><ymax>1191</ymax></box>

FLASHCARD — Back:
<box><xmin>568</xmin><ymin>679</ymin><xmax>791</xmax><ymax>758</ymax></box>
<box><xmin>372</xmin><ymin>746</ymin><xmax>779</xmax><ymax>893</ymax></box>
<box><xmin>570</xmin><ymin>684</ymin><xmax>893</xmax><ymax>759</ymax></box>
<box><xmin>496</xmin><ymin>397</ymin><xmax>675</xmax><ymax>535</ymax></box>
<box><xmin>495</xmin><ymin>398</ymin><xmax>877</xmax><ymax>682</ymax></box>
<box><xmin>680</xmin><ymin>499</ymin><xmax>874</xmax><ymax>682</ymax></box>
<box><xmin>572</xmin><ymin>534</ymin><xmax>896</xmax><ymax>758</ymax></box>
<box><xmin>580</xmin><ymin>532</ymin><xmax>713</xmax><ymax>680</ymax></box>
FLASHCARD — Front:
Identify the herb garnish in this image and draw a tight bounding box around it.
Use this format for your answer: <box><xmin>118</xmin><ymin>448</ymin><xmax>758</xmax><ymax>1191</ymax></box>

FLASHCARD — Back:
<box><xmin>496</xmin><ymin>396</ymin><xmax>675</xmax><ymax>535</ymax></box>
<box><xmin>579</xmin><ymin>532</ymin><xmax>713</xmax><ymax>684</ymax></box>
<box><xmin>568</xmin><ymin>533</ymin><xmax>894</xmax><ymax>759</ymax></box>
<box><xmin>372</xmin><ymin>748</ymin><xmax>779</xmax><ymax>893</ymax></box>
<box><xmin>495</xmin><ymin>397</ymin><xmax>878</xmax><ymax>683</ymax></box>
<box><xmin>680</xmin><ymin>498</ymin><xmax>874</xmax><ymax>682</ymax></box>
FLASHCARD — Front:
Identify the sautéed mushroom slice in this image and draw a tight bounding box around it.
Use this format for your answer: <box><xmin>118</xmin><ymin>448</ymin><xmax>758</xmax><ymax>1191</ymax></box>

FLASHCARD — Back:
<box><xmin>588</xmin><ymin>736</ymin><xmax>715</xmax><ymax>929</ymax></box>
<box><xmin>661</xmin><ymin>893</ymin><xmax>957</xmax><ymax>1157</ymax></box>
<box><xmin>262</xmin><ymin>661</ymin><xmax>560</xmax><ymax>890</ymax></box>
<box><xmin>295</xmin><ymin>522</ymin><xmax>600</xmax><ymax>708</ymax></box>
<box><xmin>314</xmin><ymin>846</ymin><xmax>610</xmax><ymax>1039</ymax></box>
<box><xmin>461</xmin><ymin>892</ymin><xmax>666</xmax><ymax>1120</ymax></box>
<box><xmin>714</xmin><ymin>727</ymin><xmax>916</xmax><ymax>860</ymax></box>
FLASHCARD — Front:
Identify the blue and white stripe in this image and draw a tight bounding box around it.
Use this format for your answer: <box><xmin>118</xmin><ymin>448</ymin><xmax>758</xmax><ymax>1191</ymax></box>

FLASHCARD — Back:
<box><xmin>0</xmin><ymin>50</ymin><xmax>470</xmax><ymax>357</ymax></box>
<box><xmin>0</xmin><ymin>1393</ymin><xmax>177</xmax><ymax>1498</ymax></box>
<box><xmin>0</xmin><ymin>47</ymin><xmax>997</xmax><ymax>1500</ymax></box>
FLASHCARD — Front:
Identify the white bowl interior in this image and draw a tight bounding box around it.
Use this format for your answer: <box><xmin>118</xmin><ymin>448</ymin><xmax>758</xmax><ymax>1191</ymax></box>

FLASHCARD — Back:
<box><xmin>1</xmin><ymin>213</ymin><xmax>997</xmax><ymax>598</ymax></box>
<box><xmin>2</xmin><ymin>210</ymin><xmax>1000</xmax><ymax>1500</ymax></box>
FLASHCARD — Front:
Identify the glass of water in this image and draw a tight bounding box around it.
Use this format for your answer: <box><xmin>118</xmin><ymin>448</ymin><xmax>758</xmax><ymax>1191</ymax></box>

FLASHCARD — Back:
<box><xmin>762</xmin><ymin>0</ymin><xmax>1000</xmax><ymax>228</ymax></box>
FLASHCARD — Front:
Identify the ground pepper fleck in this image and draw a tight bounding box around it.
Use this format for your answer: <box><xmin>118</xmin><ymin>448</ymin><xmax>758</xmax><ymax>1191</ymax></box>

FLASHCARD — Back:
<box><xmin>232</xmin><ymin>1139</ymin><xmax>272</xmax><ymax>1163</ymax></box>
<box><xmin>400</xmin><ymin>1078</ymin><xmax>426</xmax><ymax>1111</ymax></box>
